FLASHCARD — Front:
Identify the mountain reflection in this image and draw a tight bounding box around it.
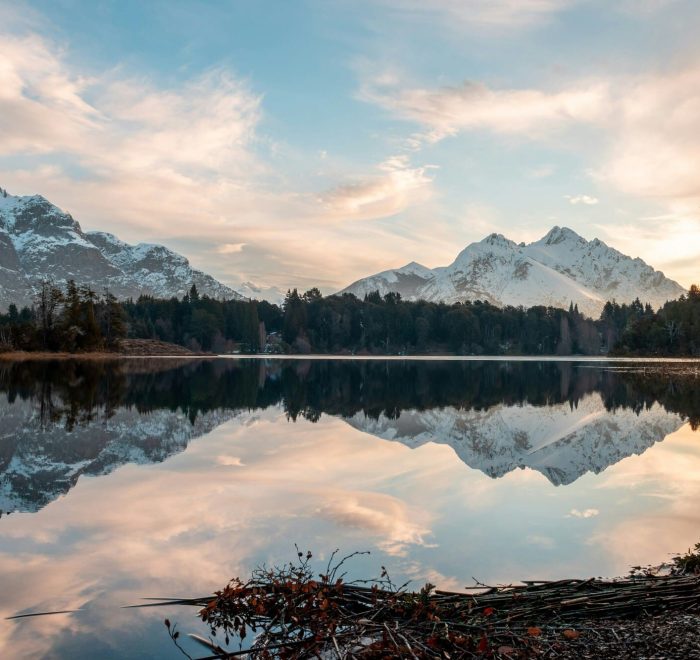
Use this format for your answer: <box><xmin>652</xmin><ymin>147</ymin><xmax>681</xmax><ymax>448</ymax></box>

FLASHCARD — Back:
<box><xmin>0</xmin><ymin>358</ymin><xmax>698</xmax><ymax>512</ymax></box>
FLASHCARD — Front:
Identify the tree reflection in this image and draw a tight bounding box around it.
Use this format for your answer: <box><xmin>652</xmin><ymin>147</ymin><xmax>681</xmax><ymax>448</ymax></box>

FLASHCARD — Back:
<box><xmin>0</xmin><ymin>359</ymin><xmax>698</xmax><ymax>512</ymax></box>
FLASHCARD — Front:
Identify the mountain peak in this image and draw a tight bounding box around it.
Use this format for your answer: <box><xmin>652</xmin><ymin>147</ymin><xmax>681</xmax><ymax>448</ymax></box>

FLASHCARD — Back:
<box><xmin>539</xmin><ymin>226</ymin><xmax>586</xmax><ymax>246</ymax></box>
<box><xmin>0</xmin><ymin>189</ymin><xmax>49</xmax><ymax>208</ymax></box>
<box><xmin>397</xmin><ymin>261</ymin><xmax>432</xmax><ymax>276</ymax></box>
<box><xmin>482</xmin><ymin>232</ymin><xmax>517</xmax><ymax>249</ymax></box>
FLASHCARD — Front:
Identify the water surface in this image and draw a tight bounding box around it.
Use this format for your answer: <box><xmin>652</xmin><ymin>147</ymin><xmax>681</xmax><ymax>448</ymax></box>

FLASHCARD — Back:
<box><xmin>1</xmin><ymin>357</ymin><xmax>699</xmax><ymax>658</ymax></box>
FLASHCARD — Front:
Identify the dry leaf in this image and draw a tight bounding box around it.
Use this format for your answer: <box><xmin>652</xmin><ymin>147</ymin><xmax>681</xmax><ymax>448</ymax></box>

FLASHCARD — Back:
<box><xmin>562</xmin><ymin>629</ymin><xmax>580</xmax><ymax>640</ymax></box>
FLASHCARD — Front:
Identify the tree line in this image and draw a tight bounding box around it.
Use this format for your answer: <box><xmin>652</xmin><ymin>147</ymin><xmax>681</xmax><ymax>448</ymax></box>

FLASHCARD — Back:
<box><xmin>1</xmin><ymin>281</ymin><xmax>699</xmax><ymax>356</ymax></box>
<box><xmin>0</xmin><ymin>280</ymin><xmax>126</xmax><ymax>352</ymax></box>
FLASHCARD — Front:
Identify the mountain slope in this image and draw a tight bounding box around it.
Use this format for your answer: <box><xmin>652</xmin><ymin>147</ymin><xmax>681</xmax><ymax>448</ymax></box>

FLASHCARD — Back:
<box><xmin>0</xmin><ymin>189</ymin><xmax>243</xmax><ymax>307</ymax></box>
<box><xmin>341</xmin><ymin>261</ymin><xmax>434</xmax><ymax>300</ymax></box>
<box><xmin>339</xmin><ymin>227</ymin><xmax>685</xmax><ymax>317</ymax></box>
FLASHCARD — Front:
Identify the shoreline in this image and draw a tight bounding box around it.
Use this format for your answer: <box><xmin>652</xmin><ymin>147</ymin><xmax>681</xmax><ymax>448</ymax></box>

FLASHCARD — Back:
<box><xmin>2</xmin><ymin>350</ymin><xmax>700</xmax><ymax>363</ymax></box>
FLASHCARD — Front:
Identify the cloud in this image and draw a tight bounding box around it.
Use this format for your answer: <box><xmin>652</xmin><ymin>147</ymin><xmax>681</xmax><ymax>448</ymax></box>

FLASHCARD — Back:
<box><xmin>566</xmin><ymin>194</ymin><xmax>599</xmax><ymax>205</ymax></box>
<box><xmin>0</xmin><ymin>35</ymin><xmax>261</xmax><ymax>175</ymax></box>
<box><xmin>379</xmin><ymin>0</ymin><xmax>576</xmax><ymax>30</ymax></box>
<box><xmin>216</xmin><ymin>455</ymin><xmax>245</xmax><ymax>466</ymax></box>
<box><xmin>616</xmin><ymin>0</ymin><xmax>682</xmax><ymax>14</ymax></box>
<box><xmin>0</xmin><ymin>31</ymin><xmax>270</xmax><ymax>244</ymax></box>
<box><xmin>0</xmin><ymin>34</ymin><xmax>101</xmax><ymax>155</ymax></box>
<box><xmin>363</xmin><ymin>63</ymin><xmax>700</xmax><ymax>217</ymax></box>
<box><xmin>217</xmin><ymin>243</ymin><xmax>246</xmax><ymax>254</ymax></box>
<box><xmin>320</xmin><ymin>155</ymin><xmax>434</xmax><ymax>220</ymax></box>
<box><xmin>597</xmin><ymin>67</ymin><xmax>700</xmax><ymax>206</ymax></box>
<box><xmin>360</xmin><ymin>75</ymin><xmax>610</xmax><ymax>143</ymax></box>
<box><xmin>568</xmin><ymin>508</ymin><xmax>599</xmax><ymax>518</ymax></box>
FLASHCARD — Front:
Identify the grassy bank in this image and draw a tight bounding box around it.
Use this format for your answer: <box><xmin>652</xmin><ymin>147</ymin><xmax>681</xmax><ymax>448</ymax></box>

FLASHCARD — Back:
<box><xmin>0</xmin><ymin>338</ymin><xmax>213</xmax><ymax>360</ymax></box>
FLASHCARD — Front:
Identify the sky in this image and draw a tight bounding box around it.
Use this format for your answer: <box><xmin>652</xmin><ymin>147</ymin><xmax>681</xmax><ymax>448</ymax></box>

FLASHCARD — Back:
<box><xmin>1</xmin><ymin>0</ymin><xmax>699</xmax><ymax>293</ymax></box>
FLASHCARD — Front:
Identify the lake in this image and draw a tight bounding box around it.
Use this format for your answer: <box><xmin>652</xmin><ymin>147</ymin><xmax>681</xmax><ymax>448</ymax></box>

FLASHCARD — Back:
<box><xmin>1</xmin><ymin>357</ymin><xmax>700</xmax><ymax>658</ymax></box>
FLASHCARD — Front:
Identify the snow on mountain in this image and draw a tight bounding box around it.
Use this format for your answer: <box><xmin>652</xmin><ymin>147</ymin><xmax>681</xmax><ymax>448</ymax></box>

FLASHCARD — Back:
<box><xmin>339</xmin><ymin>227</ymin><xmax>685</xmax><ymax>317</ymax></box>
<box><xmin>340</xmin><ymin>261</ymin><xmax>435</xmax><ymax>300</ymax></box>
<box><xmin>0</xmin><ymin>189</ymin><xmax>244</xmax><ymax>307</ymax></box>
<box><xmin>345</xmin><ymin>394</ymin><xmax>685</xmax><ymax>486</ymax></box>
<box><xmin>234</xmin><ymin>280</ymin><xmax>286</xmax><ymax>304</ymax></box>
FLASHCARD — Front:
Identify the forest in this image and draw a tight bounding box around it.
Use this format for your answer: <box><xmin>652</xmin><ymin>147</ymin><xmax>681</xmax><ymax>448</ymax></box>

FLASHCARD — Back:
<box><xmin>0</xmin><ymin>280</ymin><xmax>699</xmax><ymax>356</ymax></box>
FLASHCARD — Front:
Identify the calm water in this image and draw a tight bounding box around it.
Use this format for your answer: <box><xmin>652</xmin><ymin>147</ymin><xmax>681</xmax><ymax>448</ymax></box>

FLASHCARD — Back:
<box><xmin>1</xmin><ymin>357</ymin><xmax>700</xmax><ymax>658</ymax></box>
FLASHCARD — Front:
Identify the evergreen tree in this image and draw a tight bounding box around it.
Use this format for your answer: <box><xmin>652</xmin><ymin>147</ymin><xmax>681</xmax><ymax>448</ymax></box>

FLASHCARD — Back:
<box><xmin>80</xmin><ymin>286</ymin><xmax>102</xmax><ymax>350</ymax></box>
<box><xmin>283</xmin><ymin>289</ymin><xmax>306</xmax><ymax>345</ymax></box>
<box><xmin>101</xmin><ymin>291</ymin><xmax>126</xmax><ymax>348</ymax></box>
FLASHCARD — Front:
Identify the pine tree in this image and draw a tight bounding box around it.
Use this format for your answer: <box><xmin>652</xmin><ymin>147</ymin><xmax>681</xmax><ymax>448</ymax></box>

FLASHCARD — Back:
<box><xmin>283</xmin><ymin>289</ymin><xmax>306</xmax><ymax>345</ymax></box>
<box><xmin>83</xmin><ymin>299</ymin><xmax>102</xmax><ymax>350</ymax></box>
<box><xmin>101</xmin><ymin>291</ymin><xmax>126</xmax><ymax>349</ymax></box>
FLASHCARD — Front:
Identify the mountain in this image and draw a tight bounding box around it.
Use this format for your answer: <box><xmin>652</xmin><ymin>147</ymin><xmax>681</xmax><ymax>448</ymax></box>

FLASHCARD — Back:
<box><xmin>340</xmin><ymin>261</ymin><xmax>435</xmax><ymax>300</ymax></box>
<box><xmin>234</xmin><ymin>280</ymin><xmax>286</xmax><ymax>305</ymax></box>
<box><xmin>345</xmin><ymin>395</ymin><xmax>685</xmax><ymax>486</ymax></box>
<box><xmin>339</xmin><ymin>227</ymin><xmax>685</xmax><ymax>317</ymax></box>
<box><xmin>0</xmin><ymin>188</ymin><xmax>243</xmax><ymax>307</ymax></box>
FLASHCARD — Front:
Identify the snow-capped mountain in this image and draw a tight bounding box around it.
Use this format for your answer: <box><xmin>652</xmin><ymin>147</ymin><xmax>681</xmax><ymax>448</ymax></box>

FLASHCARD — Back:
<box><xmin>340</xmin><ymin>261</ymin><xmax>435</xmax><ymax>300</ymax></box>
<box><xmin>345</xmin><ymin>394</ymin><xmax>685</xmax><ymax>486</ymax></box>
<box><xmin>0</xmin><ymin>189</ymin><xmax>243</xmax><ymax>307</ymax></box>
<box><xmin>340</xmin><ymin>227</ymin><xmax>685</xmax><ymax>317</ymax></box>
<box><xmin>234</xmin><ymin>280</ymin><xmax>286</xmax><ymax>305</ymax></box>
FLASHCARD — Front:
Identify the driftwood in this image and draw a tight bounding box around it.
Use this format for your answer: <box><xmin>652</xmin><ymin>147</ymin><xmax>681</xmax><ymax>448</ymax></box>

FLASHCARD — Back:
<box><xmin>134</xmin><ymin>550</ymin><xmax>700</xmax><ymax>659</ymax></box>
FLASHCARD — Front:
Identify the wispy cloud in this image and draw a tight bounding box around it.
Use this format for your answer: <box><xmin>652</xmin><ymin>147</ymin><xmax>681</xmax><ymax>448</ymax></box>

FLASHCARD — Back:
<box><xmin>361</xmin><ymin>61</ymin><xmax>700</xmax><ymax>214</ymax></box>
<box><xmin>320</xmin><ymin>155</ymin><xmax>434</xmax><ymax>220</ymax></box>
<box><xmin>0</xmin><ymin>35</ymin><xmax>262</xmax><ymax>174</ymax></box>
<box><xmin>359</xmin><ymin>74</ymin><xmax>610</xmax><ymax>143</ymax></box>
<box><xmin>379</xmin><ymin>0</ymin><xmax>576</xmax><ymax>30</ymax></box>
